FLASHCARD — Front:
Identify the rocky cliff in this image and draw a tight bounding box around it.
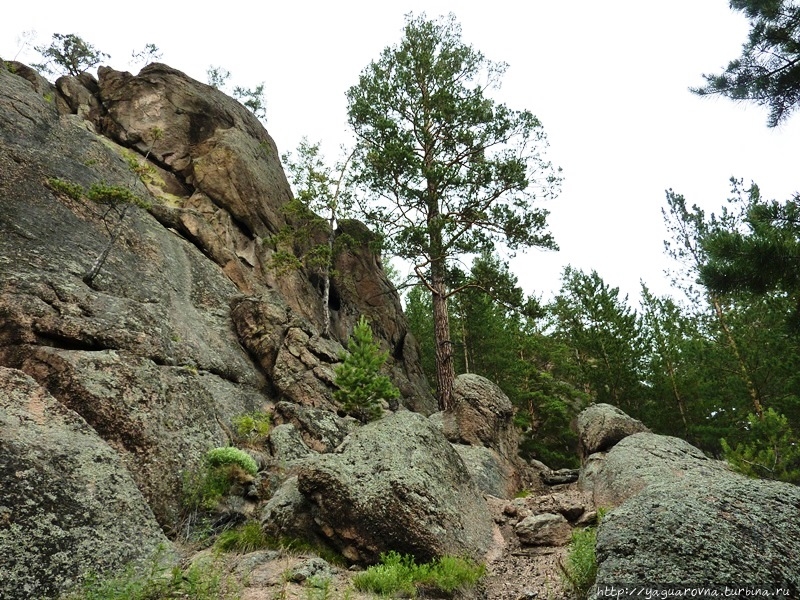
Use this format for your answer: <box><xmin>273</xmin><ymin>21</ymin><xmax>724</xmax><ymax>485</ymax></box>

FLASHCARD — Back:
<box><xmin>0</xmin><ymin>58</ymin><xmax>434</xmax><ymax>598</ymax></box>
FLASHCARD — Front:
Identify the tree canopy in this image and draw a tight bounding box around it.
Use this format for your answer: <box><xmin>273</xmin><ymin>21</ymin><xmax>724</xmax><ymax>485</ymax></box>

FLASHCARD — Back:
<box><xmin>33</xmin><ymin>33</ymin><xmax>108</xmax><ymax>77</ymax></box>
<box><xmin>346</xmin><ymin>13</ymin><xmax>561</xmax><ymax>409</ymax></box>
<box><xmin>692</xmin><ymin>0</ymin><xmax>800</xmax><ymax>126</ymax></box>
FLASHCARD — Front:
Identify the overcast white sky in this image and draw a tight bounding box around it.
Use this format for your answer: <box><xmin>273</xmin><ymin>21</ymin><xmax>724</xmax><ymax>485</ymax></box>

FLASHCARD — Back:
<box><xmin>3</xmin><ymin>1</ymin><xmax>798</xmax><ymax>304</ymax></box>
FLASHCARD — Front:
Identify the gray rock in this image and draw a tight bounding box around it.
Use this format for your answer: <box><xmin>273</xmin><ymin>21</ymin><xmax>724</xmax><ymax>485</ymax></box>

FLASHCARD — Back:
<box><xmin>432</xmin><ymin>373</ymin><xmax>522</xmax><ymax>497</ymax></box>
<box><xmin>297</xmin><ymin>411</ymin><xmax>495</xmax><ymax>563</ymax></box>
<box><xmin>269</xmin><ymin>423</ymin><xmax>313</xmax><ymax>465</ymax></box>
<box><xmin>453</xmin><ymin>444</ymin><xmax>516</xmax><ymax>498</ymax></box>
<box><xmin>286</xmin><ymin>557</ymin><xmax>337</xmax><ymax>583</ymax></box>
<box><xmin>577</xmin><ymin>403</ymin><xmax>650</xmax><ymax>457</ymax></box>
<box><xmin>593</xmin><ymin>474</ymin><xmax>800</xmax><ymax>593</ymax></box>
<box><xmin>579</xmin><ymin>432</ymin><xmax>729</xmax><ymax>508</ymax></box>
<box><xmin>0</xmin><ymin>367</ymin><xmax>171</xmax><ymax>600</ymax></box>
<box><xmin>541</xmin><ymin>468</ymin><xmax>579</xmax><ymax>485</ymax></box>
<box><xmin>274</xmin><ymin>401</ymin><xmax>358</xmax><ymax>453</ymax></box>
<box><xmin>261</xmin><ymin>476</ymin><xmax>320</xmax><ymax>545</ymax></box>
<box><xmin>515</xmin><ymin>513</ymin><xmax>572</xmax><ymax>547</ymax></box>
<box><xmin>578</xmin><ymin>426</ymin><xmax>800</xmax><ymax>594</ymax></box>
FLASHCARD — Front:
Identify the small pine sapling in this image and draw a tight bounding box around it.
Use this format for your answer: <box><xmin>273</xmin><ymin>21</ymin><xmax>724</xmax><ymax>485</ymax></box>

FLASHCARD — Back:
<box><xmin>334</xmin><ymin>316</ymin><xmax>400</xmax><ymax>422</ymax></box>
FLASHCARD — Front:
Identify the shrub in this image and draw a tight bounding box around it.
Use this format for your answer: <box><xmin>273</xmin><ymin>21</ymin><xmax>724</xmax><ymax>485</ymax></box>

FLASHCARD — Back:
<box><xmin>47</xmin><ymin>177</ymin><xmax>85</xmax><ymax>201</ymax></box>
<box><xmin>560</xmin><ymin>526</ymin><xmax>598</xmax><ymax>599</ymax></box>
<box><xmin>232</xmin><ymin>411</ymin><xmax>271</xmax><ymax>446</ymax></box>
<box><xmin>204</xmin><ymin>447</ymin><xmax>258</xmax><ymax>476</ymax></box>
<box><xmin>334</xmin><ymin>316</ymin><xmax>400</xmax><ymax>422</ymax></box>
<box><xmin>352</xmin><ymin>551</ymin><xmax>485</xmax><ymax>598</ymax></box>
<box><xmin>721</xmin><ymin>408</ymin><xmax>800</xmax><ymax>484</ymax></box>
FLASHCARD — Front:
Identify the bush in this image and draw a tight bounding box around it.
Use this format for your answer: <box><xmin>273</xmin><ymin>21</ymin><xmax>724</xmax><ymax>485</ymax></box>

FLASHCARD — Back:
<box><xmin>352</xmin><ymin>551</ymin><xmax>484</xmax><ymax>598</ymax></box>
<box><xmin>232</xmin><ymin>411</ymin><xmax>271</xmax><ymax>446</ymax></box>
<box><xmin>334</xmin><ymin>316</ymin><xmax>400</xmax><ymax>422</ymax></box>
<box><xmin>204</xmin><ymin>447</ymin><xmax>258</xmax><ymax>476</ymax></box>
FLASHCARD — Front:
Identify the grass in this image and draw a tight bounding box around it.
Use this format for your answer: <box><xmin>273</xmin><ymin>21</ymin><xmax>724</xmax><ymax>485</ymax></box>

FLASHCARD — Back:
<box><xmin>352</xmin><ymin>551</ymin><xmax>485</xmax><ymax>598</ymax></box>
<box><xmin>559</xmin><ymin>507</ymin><xmax>607</xmax><ymax>599</ymax></box>
<box><xmin>215</xmin><ymin>521</ymin><xmax>270</xmax><ymax>554</ymax></box>
<box><xmin>60</xmin><ymin>549</ymin><xmax>240</xmax><ymax>600</ymax></box>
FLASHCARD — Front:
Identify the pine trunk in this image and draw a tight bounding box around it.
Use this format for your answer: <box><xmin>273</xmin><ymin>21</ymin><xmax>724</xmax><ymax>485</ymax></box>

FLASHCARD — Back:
<box><xmin>432</xmin><ymin>269</ymin><xmax>455</xmax><ymax>411</ymax></box>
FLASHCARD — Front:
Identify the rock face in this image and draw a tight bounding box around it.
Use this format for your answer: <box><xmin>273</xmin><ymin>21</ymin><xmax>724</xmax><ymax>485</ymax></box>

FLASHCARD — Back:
<box><xmin>578</xmin><ymin>411</ymin><xmax>800</xmax><ymax>594</ymax></box>
<box><xmin>432</xmin><ymin>373</ymin><xmax>522</xmax><ymax>497</ymax></box>
<box><xmin>0</xmin><ymin>59</ymin><xmax>434</xmax><ymax>595</ymax></box>
<box><xmin>577</xmin><ymin>402</ymin><xmax>649</xmax><ymax>457</ymax></box>
<box><xmin>0</xmin><ymin>367</ymin><xmax>170</xmax><ymax>600</ymax></box>
<box><xmin>296</xmin><ymin>411</ymin><xmax>495</xmax><ymax>563</ymax></box>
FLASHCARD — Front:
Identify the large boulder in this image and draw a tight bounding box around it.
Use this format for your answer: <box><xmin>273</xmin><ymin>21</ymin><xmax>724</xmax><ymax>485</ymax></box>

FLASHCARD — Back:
<box><xmin>0</xmin><ymin>367</ymin><xmax>171</xmax><ymax>600</ymax></box>
<box><xmin>296</xmin><ymin>411</ymin><xmax>495</xmax><ymax>564</ymax></box>
<box><xmin>579</xmin><ymin>432</ymin><xmax>729</xmax><ymax>508</ymax></box>
<box><xmin>577</xmin><ymin>403</ymin><xmax>649</xmax><ymax>457</ymax></box>
<box><xmin>580</xmin><ymin>427</ymin><xmax>800</xmax><ymax>594</ymax></box>
<box><xmin>431</xmin><ymin>373</ymin><xmax>522</xmax><ymax>497</ymax></box>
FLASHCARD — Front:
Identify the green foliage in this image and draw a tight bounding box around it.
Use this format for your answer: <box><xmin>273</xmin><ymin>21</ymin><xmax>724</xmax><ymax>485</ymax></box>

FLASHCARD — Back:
<box><xmin>204</xmin><ymin>447</ymin><xmax>258</xmax><ymax>476</ymax></box>
<box><xmin>692</xmin><ymin>0</ymin><xmax>800</xmax><ymax>127</ymax></box>
<box><xmin>233</xmin><ymin>83</ymin><xmax>267</xmax><ymax>121</ymax></box>
<box><xmin>549</xmin><ymin>267</ymin><xmax>646</xmax><ymax>416</ymax></box>
<box><xmin>560</xmin><ymin>523</ymin><xmax>600</xmax><ymax>600</ymax></box>
<box><xmin>33</xmin><ymin>33</ymin><xmax>108</xmax><ymax>77</ymax></box>
<box><xmin>181</xmin><ymin>463</ymin><xmax>237</xmax><ymax>512</ymax></box>
<box><xmin>334</xmin><ymin>316</ymin><xmax>400</xmax><ymax>422</ymax></box>
<box><xmin>60</xmin><ymin>549</ymin><xmax>239</xmax><ymax>600</ymax></box>
<box><xmin>47</xmin><ymin>177</ymin><xmax>85</xmax><ymax>201</ymax></box>
<box><xmin>86</xmin><ymin>182</ymin><xmax>151</xmax><ymax>210</ymax></box>
<box><xmin>232</xmin><ymin>411</ymin><xmax>272</xmax><ymax>446</ymax></box>
<box><xmin>352</xmin><ymin>551</ymin><xmax>485</xmax><ymax>598</ymax></box>
<box><xmin>215</xmin><ymin>521</ymin><xmax>270</xmax><ymax>554</ymax></box>
<box><xmin>207</xmin><ymin>65</ymin><xmax>231</xmax><ymax>89</ymax></box>
<box><xmin>347</xmin><ymin>12</ymin><xmax>560</xmax><ymax>409</ymax></box>
<box><xmin>721</xmin><ymin>408</ymin><xmax>800</xmax><ymax>484</ymax></box>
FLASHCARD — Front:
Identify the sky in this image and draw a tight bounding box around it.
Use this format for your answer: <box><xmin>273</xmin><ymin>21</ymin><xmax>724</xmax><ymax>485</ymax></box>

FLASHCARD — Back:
<box><xmin>3</xmin><ymin>1</ymin><xmax>799</xmax><ymax>305</ymax></box>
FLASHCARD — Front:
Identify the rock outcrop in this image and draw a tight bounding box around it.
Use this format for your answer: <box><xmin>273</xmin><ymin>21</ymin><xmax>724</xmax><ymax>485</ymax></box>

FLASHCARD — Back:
<box><xmin>0</xmin><ymin>367</ymin><xmax>170</xmax><ymax>600</ymax></box>
<box><xmin>296</xmin><ymin>411</ymin><xmax>496</xmax><ymax>563</ymax></box>
<box><xmin>0</xmin><ymin>58</ymin><xmax>434</xmax><ymax>597</ymax></box>
<box><xmin>576</xmin><ymin>406</ymin><xmax>800</xmax><ymax>594</ymax></box>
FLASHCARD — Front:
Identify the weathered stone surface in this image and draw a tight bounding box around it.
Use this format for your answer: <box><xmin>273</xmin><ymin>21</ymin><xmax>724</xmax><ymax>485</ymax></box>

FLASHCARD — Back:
<box><xmin>592</xmin><ymin>469</ymin><xmax>800</xmax><ymax>593</ymax></box>
<box><xmin>453</xmin><ymin>444</ymin><xmax>516</xmax><ymax>498</ymax></box>
<box><xmin>523</xmin><ymin>491</ymin><xmax>592</xmax><ymax>523</ymax></box>
<box><xmin>260</xmin><ymin>476</ymin><xmax>320</xmax><ymax>545</ymax></box>
<box><xmin>286</xmin><ymin>557</ymin><xmax>338</xmax><ymax>583</ymax></box>
<box><xmin>274</xmin><ymin>401</ymin><xmax>358</xmax><ymax>453</ymax></box>
<box><xmin>514</xmin><ymin>513</ymin><xmax>572</xmax><ymax>547</ymax></box>
<box><xmin>2</xmin><ymin>345</ymin><xmax>265</xmax><ymax>527</ymax></box>
<box><xmin>0</xmin><ymin>367</ymin><xmax>171</xmax><ymax>600</ymax></box>
<box><xmin>431</xmin><ymin>373</ymin><xmax>522</xmax><ymax>497</ymax></box>
<box><xmin>297</xmin><ymin>411</ymin><xmax>495</xmax><ymax>563</ymax></box>
<box><xmin>579</xmin><ymin>432</ymin><xmax>729</xmax><ymax>508</ymax></box>
<box><xmin>541</xmin><ymin>468</ymin><xmax>580</xmax><ymax>486</ymax></box>
<box><xmin>268</xmin><ymin>423</ymin><xmax>314</xmax><ymax>465</ymax></box>
<box><xmin>577</xmin><ymin>403</ymin><xmax>650</xmax><ymax>457</ymax></box>
<box><xmin>576</xmin><ymin>420</ymin><xmax>800</xmax><ymax>594</ymax></box>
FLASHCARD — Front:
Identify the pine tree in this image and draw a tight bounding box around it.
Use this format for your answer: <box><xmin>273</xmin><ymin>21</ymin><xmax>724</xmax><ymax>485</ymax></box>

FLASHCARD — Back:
<box><xmin>334</xmin><ymin>316</ymin><xmax>400</xmax><ymax>422</ymax></box>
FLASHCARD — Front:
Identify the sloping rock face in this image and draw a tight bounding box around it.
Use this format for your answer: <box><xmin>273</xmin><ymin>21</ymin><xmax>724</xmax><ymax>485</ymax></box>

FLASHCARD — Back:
<box><xmin>578</xmin><ymin>410</ymin><xmax>800</xmax><ymax>594</ymax></box>
<box><xmin>0</xmin><ymin>367</ymin><xmax>170</xmax><ymax>600</ymax></box>
<box><xmin>0</xmin><ymin>56</ymin><xmax>432</xmax><ymax>549</ymax></box>
<box><xmin>296</xmin><ymin>411</ymin><xmax>495</xmax><ymax>564</ymax></box>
